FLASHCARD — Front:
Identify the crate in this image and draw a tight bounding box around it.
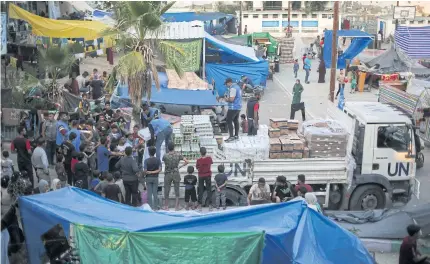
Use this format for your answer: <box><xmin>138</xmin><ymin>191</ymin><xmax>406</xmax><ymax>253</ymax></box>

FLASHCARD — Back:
<box><xmin>268</xmin><ymin>128</ymin><xmax>281</xmax><ymax>138</ymax></box>
<box><xmin>270</xmin><ymin>118</ymin><xmax>289</xmax><ymax>128</ymax></box>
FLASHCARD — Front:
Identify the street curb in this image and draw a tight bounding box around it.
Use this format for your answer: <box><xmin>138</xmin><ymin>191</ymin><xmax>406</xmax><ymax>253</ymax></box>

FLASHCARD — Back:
<box><xmin>362</xmin><ymin>238</ymin><xmax>430</xmax><ymax>254</ymax></box>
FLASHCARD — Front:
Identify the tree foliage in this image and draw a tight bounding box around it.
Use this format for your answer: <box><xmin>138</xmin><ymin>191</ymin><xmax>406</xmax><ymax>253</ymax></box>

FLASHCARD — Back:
<box><xmin>103</xmin><ymin>1</ymin><xmax>184</xmax><ymax>108</ymax></box>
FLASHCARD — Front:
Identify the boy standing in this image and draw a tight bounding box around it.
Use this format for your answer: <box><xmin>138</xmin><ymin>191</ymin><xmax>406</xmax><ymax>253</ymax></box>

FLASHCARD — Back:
<box><xmin>144</xmin><ymin>146</ymin><xmax>162</xmax><ymax>210</ymax></box>
<box><xmin>293</xmin><ymin>59</ymin><xmax>299</xmax><ymax>78</ymax></box>
<box><xmin>183</xmin><ymin>166</ymin><xmax>198</xmax><ymax>210</ymax></box>
<box><xmin>214</xmin><ymin>165</ymin><xmax>229</xmax><ymax>210</ymax></box>
<box><xmin>79</xmin><ymin>93</ymin><xmax>90</xmax><ymax>119</ymax></box>
<box><xmin>240</xmin><ymin>114</ymin><xmax>248</xmax><ymax>134</ymax></box>
<box><xmin>196</xmin><ymin>147</ymin><xmax>213</xmax><ymax>210</ymax></box>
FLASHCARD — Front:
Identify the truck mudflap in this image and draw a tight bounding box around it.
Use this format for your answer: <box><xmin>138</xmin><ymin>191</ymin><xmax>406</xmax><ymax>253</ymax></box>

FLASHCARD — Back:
<box><xmin>413</xmin><ymin>177</ymin><xmax>421</xmax><ymax>199</ymax></box>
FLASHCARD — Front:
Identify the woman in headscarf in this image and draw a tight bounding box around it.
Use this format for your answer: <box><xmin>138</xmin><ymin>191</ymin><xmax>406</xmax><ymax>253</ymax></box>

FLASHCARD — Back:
<box><xmin>305</xmin><ymin>193</ymin><xmax>323</xmax><ymax>213</ymax></box>
<box><xmin>34</xmin><ymin>180</ymin><xmax>49</xmax><ymax>194</ymax></box>
<box><xmin>50</xmin><ymin>179</ymin><xmax>61</xmax><ymax>191</ymax></box>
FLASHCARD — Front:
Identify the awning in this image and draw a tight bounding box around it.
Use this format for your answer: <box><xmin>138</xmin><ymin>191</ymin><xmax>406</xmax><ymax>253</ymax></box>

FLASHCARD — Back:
<box><xmin>205</xmin><ymin>32</ymin><xmax>259</xmax><ymax>62</ymax></box>
<box><xmin>9</xmin><ymin>4</ymin><xmax>108</xmax><ymax>39</ymax></box>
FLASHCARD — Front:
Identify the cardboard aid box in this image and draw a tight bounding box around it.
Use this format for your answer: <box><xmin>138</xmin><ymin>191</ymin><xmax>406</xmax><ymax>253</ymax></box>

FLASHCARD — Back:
<box><xmin>268</xmin><ymin>128</ymin><xmax>281</xmax><ymax>138</ymax></box>
<box><xmin>269</xmin><ymin>151</ymin><xmax>282</xmax><ymax>159</ymax></box>
<box><xmin>279</xmin><ymin>137</ymin><xmax>294</xmax><ymax>151</ymax></box>
<box><xmin>270</xmin><ymin>118</ymin><xmax>289</xmax><ymax>128</ymax></box>
<box><xmin>270</xmin><ymin>138</ymin><xmax>282</xmax><ymax>151</ymax></box>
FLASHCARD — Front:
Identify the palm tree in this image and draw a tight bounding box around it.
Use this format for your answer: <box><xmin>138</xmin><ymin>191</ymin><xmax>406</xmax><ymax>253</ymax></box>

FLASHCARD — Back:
<box><xmin>38</xmin><ymin>45</ymin><xmax>77</xmax><ymax>101</ymax></box>
<box><xmin>104</xmin><ymin>2</ymin><xmax>184</xmax><ymax>116</ymax></box>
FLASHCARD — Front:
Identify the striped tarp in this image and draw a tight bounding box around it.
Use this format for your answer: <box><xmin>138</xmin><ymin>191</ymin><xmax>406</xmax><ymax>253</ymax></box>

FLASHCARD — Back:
<box><xmin>395</xmin><ymin>26</ymin><xmax>430</xmax><ymax>59</ymax></box>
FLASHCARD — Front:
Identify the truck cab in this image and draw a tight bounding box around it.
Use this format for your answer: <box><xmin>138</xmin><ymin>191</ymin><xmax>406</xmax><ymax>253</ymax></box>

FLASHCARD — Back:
<box><xmin>332</xmin><ymin>102</ymin><xmax>419</xmax><ymax>210</ymax></box>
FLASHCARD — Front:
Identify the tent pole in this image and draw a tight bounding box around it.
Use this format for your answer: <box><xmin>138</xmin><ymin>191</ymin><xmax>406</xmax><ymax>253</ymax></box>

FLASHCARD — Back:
<box><xmin>202</xmin><ymin>38</ymin><xmax>206</xmax><ymax>82</ymax></box>
<box><xmin>329</xmin><ymin>1</ymin><xmax>340</xmax><ymax>102</ymax></box>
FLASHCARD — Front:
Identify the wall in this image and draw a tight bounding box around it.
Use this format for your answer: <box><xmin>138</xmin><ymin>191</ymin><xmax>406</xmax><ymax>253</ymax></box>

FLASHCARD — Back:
<box><xmin>239</xmin><ymin>10</ymin><xmax>340</xmax><ymax>37</ymax></box>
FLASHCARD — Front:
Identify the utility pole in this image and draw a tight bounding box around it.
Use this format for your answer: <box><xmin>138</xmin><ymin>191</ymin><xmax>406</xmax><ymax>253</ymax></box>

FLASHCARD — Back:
<box><xmin>395</xmin><ymin>1</ymin><xmax>399</xmax><ymax>30</ymax></box>
<box><xmin>288</xmin><ymin>1</ymin><xmax>291</xmax><ymax>26</ymax></box>
<box><xmin>329</xmin><ymin>1</ymin><xmax>340</xmax><ymax>102</ymax></box>
<box><xmin>238</xmin><ymin>1</ymin><xmax>243</xmax><ymax>35</ymax></box>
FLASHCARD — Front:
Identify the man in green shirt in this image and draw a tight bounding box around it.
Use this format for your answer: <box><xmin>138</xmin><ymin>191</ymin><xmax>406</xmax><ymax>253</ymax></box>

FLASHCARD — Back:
<box><xmin>290</xmin><ymin>79</ymin><xmax>306</xmax><ymax>121</ymax></box>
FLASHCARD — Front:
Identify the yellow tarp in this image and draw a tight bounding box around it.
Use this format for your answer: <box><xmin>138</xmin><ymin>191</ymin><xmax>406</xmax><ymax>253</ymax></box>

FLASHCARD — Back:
<box><xmin>9</xmin><ymin>4</ymin><xmax>109</xmax><ymax>40</ymax></box>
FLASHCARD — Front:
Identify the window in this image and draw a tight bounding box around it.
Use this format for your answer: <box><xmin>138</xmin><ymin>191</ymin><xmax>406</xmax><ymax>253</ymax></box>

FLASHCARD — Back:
<box><xmin>410</xmin><ymin>20</ymin><xmax>415</xmax><ymax>24</ymax></box>
<box><xmin>312</xmin><ymin>14</ymin><xmax>318</xmax><ymax>18</ymax></box>
<box><xmin>377</xmin><ymin>126</ymin><xmax>411</xmax><ymax>152</ymax></box>
<box><xmin>400</xmin><ymin>20</ymin><xmax>406</xmax><ymax>24</ymax></box>
<box><xmin>292</xmin><ymin>14</ymin><xmax>298</xmax><ymax>18</ymax></box>
<box><xmin>263</xmin><ymin>14</ymin><xmax>269</xmax><ymax>18</ymax></box>
<box><xmin>253</xmin><ymin>14</ymin><xmax>259</xmax><ymax>18</ymax></box>
<box><xmin>273</xmin><ymin>14</ymin><xmax>279</xmax><ymax>18</ymax></box>
<box><xmin>282</xmin><ymin>14</ymin><xmax>288</xmax><ymax>18</ymax></box>
<box><xmin>243</xmin><ymin>14</ymin><xmax>249</xmax><ymax>18</ymax></box>
<box><xmin>302</xmin><ymin>14</ymin><xmax>307</xmax><ymax>18</ymax></box>
<box><xmin>322</xmin><ymin>14</ymin><xmax>328</xmax><ymax>18</ymax></box>
<box><xmin>418</xmin><ymin>20</ymin><xmax>424</xmax><ymax>24</ymax></box>
<box><xmin>263</xmin><ymin>1</ymin><xmax>282</xmax><ymax>11</ymax></box>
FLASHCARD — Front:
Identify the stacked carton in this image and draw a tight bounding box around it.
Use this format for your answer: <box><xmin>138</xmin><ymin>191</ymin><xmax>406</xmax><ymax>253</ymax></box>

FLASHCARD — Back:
<box><xmin>302</xmin><ymin>120</ymin><xmax>348</xmax><ymax>158</ymax></box>
<box><xmin>268</xmin><ymin>118</ymin><xmax>306</xmax><ymax>159</ymax></box>
<box><xmin>279</xmin><ymin>37</ymin><xmax>295</xmax><ymax>64</ymax></box>
<box><xmin>172</xmin><ymin>115</ymin><xmax>217</xmax><ymax>159</ymax></box>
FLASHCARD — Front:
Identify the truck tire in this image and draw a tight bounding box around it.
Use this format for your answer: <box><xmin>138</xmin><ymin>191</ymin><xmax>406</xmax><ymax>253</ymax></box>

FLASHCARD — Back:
<box><xmin>203</xmin><ymin>188</ymin><xmax>246</xmax><ymax>207</ymax></box>
<box><xmin>349</xmin><ymin>185</ymin><xmax>386</xmax><ymax>211</ymax></box>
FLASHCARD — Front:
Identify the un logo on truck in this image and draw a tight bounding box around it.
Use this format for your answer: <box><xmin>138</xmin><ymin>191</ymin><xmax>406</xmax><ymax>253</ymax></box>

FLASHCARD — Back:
<box><xmin>388</xmin><ymin>162</ymin><xmax>410</xmax><ymax>177</ymax></box>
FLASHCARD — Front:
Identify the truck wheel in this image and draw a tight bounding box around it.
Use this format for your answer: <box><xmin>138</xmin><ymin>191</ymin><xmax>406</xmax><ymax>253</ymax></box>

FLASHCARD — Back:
<box><xmin>203</xmin><ymin>189</ymin><xmax>246</xmax><ymax>207</ymax></box>
<box><xmin>349</xmin><ymin>185</ymin><xmax>386</xmax><ymax>211</ymax></box>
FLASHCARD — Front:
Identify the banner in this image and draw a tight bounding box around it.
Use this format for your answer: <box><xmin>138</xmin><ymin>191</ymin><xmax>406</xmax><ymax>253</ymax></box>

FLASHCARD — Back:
<box><xmin>1</xmin><ymin>13</ymin><xmax>6</xmax><ymax>55</ymax></box>
<box><xmin>73</xmin><ymin>224</ymin><xmax>264</xmax><ymax>264</ymax></box>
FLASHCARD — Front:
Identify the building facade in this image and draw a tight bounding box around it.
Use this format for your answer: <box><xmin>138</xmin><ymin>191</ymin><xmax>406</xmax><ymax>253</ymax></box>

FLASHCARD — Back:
<box><xmin>237</xmin><ymin>1</ymin><xmax>336</xmax><ymax>37</ymax></box>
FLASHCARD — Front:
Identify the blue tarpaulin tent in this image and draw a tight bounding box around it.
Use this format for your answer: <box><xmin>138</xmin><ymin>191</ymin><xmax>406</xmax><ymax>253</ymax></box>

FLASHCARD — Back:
<box><xmin>206</xmin><ymin>60</ymin><xmax>269</xmax><ymax>96</ymax></box>
<box><xmin>110</xmin><ymin>72</ymin><xmax>219</xmax><ymax>107</ymax></box>
<box><xmin>19</xmin><ymin>187</ymin><xmax>375</xmax><ymax>264</ymax></box>
<box><xmin>205</xmin><ymin>32</ymin><xmax>259</xmax><ymax>62</ymax></box>
<box><xmin>324</xmin><ymin>30</ymin><xmax>373</xmax><ymax>69</ymax></box>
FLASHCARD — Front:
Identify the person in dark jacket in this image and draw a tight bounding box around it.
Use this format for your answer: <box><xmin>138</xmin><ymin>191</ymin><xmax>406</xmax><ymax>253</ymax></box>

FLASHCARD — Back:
<box><xmin>74</xmin><ymin>153</ymin><xmax>89</xmax><ymax>189</ymax></box>
<box><xmin>115</xmin><ymin>146</ymin><xmax>140</xmax><ymax>206</ymax></box>
<box><xmin>318</xmin><ymin>60</ymin><xmax>326</xmax><ymax>83</ymax></box>
<box><xmin>246</xmin><ymin>91</ymin><xmax>261</xmax><ymax>136</ymax></box>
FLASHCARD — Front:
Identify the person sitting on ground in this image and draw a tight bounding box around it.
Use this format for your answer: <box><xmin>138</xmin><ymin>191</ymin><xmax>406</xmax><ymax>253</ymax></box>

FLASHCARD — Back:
<box><xmin>305</xmin><ymin>193</ymin><xmax>323</xmax><ymax>213</ymax></box>
<box><xmin>183</xmin><ymin>166</ymin><xmax>198</xmax><ymax>210</ymax></box>
<box><xmin>50</xmin><ymin>178</ymin><xmax>61</xmax><ymax>191</ymax></box>
<box><xmin>240</xmin><ymin>75</ymin><xmax>254</xmax><ymax>93</ymax></box>
<box><xmin>294</xmin><ymin>174</ymin><xmax>313</xmax><ymax>194</ymax></box>
<box><xmin>240</xmin><ymin>114</ymin><xmax>248</xmax><ymax>134</ymax></box>
<box><xmin>292</xmin><ymin>186</ymin><xmax>308</xmax><ymax>201</ymax></box>
<box><xmin>34</xmin><ymin>179</ymin><xmax>50</xmax><ymax>194</ymax></box>
<box><xmin>272</xmin><ymin>176</ymin><xmax>293</xmax><ymax>203</ymax></box>
<box><xmin>248</xmin><ymin>177</ymin><xmax>271</xmax><ymax>206</ymax></box>
<box><xmin>399</xmin><ymin>224</ymin><xmax>430</xmax><ymax>264</ymax></box>
<box><xmin>102</xmin><ymin>173</ymin><xmax>123</xmax><ymax>203</ymax></box>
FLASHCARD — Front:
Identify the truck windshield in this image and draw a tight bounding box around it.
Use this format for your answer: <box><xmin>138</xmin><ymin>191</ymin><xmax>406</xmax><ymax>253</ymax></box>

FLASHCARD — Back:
<box><xmin>377</xmin><ymin>125</ymin><xmax>411</xmax><ymax>152</ymax></box>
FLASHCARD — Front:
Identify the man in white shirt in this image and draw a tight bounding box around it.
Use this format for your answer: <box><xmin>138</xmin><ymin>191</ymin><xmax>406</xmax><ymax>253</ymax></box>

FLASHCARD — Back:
<box><xmin>248</xmin><ymin>177</ymin><xmax>271</xmax><ymax>205</ymax></box>
<box><xmin>77</xmin><ymin>71</ymin><xmax>89</xmax><ymax>93</ymax></box>
<box><xmin>31</xmin><ymin>138</ymin><xmax>51</xmax><ymax>185</ymax></box>
<box><xmin>377</xmin><ymin>30</ymin><xmax>383</xmax><ymax>49</ymax></box>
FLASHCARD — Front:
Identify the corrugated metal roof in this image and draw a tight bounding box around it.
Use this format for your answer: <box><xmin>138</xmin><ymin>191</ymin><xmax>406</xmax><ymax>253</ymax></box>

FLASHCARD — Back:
<box><xmin>146</xmin><ymin>21</ymin><xmax>205</xmax><ymax>40</ymax></box>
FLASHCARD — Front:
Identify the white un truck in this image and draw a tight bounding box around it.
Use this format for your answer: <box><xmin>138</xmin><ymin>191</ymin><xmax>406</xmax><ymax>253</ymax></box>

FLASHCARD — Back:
<box><xmin>157</xmin><ymin>102</ymin><xmax>420</xmax><ymax>211</ymax></box>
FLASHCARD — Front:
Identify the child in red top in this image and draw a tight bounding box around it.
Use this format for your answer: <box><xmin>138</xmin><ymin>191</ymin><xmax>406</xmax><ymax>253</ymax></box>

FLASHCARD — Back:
<box><xmin>196</xmin><ymin>147</ymin><xmax>213</xmax><ymax>210</ymax></box>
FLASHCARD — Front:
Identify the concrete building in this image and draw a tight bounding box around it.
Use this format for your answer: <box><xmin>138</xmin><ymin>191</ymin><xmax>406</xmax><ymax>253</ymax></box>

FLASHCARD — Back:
<box><xmin>237</xmin><ymin>1</ymin><xmax>336</xmax><ymax>37</ymax></box>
